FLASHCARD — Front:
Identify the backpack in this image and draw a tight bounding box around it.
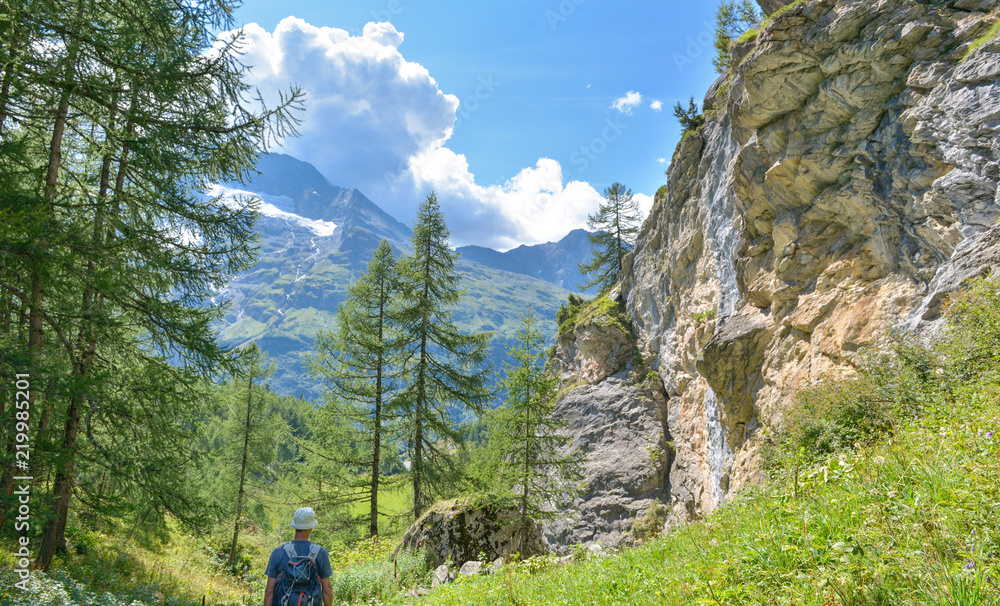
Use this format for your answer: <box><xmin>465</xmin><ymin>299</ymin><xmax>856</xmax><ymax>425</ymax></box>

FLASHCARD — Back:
<box><xmin>275</xmin><ymin>542</ymin><xmax>323</xmax><ymax>606</ymax></box>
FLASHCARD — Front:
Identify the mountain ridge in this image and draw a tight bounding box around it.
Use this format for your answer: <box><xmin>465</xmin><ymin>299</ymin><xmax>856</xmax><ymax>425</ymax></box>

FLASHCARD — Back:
<box><xmin>214</xmin><ymin>153</ymin><xmax>594</xmax><ymax>398</ymax></box>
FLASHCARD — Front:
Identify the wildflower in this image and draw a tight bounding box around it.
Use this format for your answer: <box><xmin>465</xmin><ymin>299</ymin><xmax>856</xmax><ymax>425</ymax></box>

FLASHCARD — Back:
<box><xmin>987</xmin><ymin>431</ymin><xmax>994</xmax><ymax>439</ymax></box>
<box><xmin>966</xmin><ymin>561</ymin><xmax>975</xmax><ymax>570</ymax></box>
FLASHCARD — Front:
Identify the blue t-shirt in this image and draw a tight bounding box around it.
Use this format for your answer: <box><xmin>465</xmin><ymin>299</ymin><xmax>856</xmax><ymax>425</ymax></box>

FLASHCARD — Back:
<box><xmin>266</xmin><ymin>540</ymin><xmax>333</xmax><ymax>581</ymax></box>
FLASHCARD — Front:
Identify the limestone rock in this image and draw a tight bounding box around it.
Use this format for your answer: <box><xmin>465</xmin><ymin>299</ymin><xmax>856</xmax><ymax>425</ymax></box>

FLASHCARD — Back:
<box><xmin>396</xmin><ymin>499</ymin><xmax>544</xmax><ymax>568</ymax></box>
<box><xmin>553</xmin><ymin>303</ymin><xmax>634</xmax><ymax>384</ymax></box>
<box><xmin>622</xmin><ymin>0</ymin><xmax>1000</xmax><ymax>525</ymax></box>
<box><xmin>431</xmin><ymin>564</ymin><xmax>453</xmax><ymax>588</ymax></box>
<box><xmin>486</xmin><ymin>557</ymin><xmax>504</xmax><ymax>575</ymax></box>
<box><xmin>544</xmin><ymin>312</ymin><xmax>671</xmax><ymax>550</ymax></box>
<box><xmin>458</xmin><ymin>561</ymin><xmax>484</xmax><ymax>576</ymax></box>
<box><xmin>756</xmin><ymin>0</ymin><xmax>789</xmax><ymax>16</ymax></box>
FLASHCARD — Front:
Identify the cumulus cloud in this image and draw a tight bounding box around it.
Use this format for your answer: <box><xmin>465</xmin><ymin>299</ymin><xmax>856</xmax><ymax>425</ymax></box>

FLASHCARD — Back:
<box><xmin>634</xmin><ymin>192</ymin><xmax>655</xmax><ymax>219</ymax></box>
<box><xmin>235</xmin><ymin>19</ymin><xmax>456</xmax><ymax>195</ymax></box>
<box><xmin>405</xmin><ymin>149</ymin><xmax>605</xmax><ymax>249</ymax></box>
<box><xmin>650</xmin><ymin>100</ymin><xmax>663</xmax><ymax>111</ymax></box>
<box><xmin>232</xmin><ymin>18</ymin><xmax>625</xmax><ymax>248</ymax></box>
<box><xmin>611</xmin><ymin>91</ymin><xmax>643</xmax><ymax>114</ymax></box>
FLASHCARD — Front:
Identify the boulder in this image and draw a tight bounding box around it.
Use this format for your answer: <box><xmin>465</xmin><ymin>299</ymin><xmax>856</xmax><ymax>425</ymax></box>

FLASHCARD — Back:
<box><xmin>431</xmin><ymin>564</ymin><xmax>453</xmax><ymax>588</ymax></box>
<box><xmin>458</xmin><ymin>561</ymin><xmax>484</xmax><ymax>576</ymax></box>
<box><xmin>396</xmin><ymin>499</ymin><xmax>545</xmax><ymax>568</ymax></box>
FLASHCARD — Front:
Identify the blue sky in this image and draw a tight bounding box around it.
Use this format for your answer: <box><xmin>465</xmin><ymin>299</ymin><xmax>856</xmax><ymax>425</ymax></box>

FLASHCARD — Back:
<box><xmin>232</xmin><ymin>1</ymin><xmax>722</xmax><ymax>249</ymax></box>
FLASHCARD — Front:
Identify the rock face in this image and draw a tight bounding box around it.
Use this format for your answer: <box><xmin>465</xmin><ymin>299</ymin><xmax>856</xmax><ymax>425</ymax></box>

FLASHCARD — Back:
<box><xmin>615</xmin><ymin>0</ymin><xmax>1000</xmax><ymax>524</ymax></box>
<box><xmin>757</xmin><ymin>0</ymin><xmax>790</xmax><ymax>16</ymax></box>
<box><xmin>396</xmin><ymin>499</ymin><xmax>545</xmax><ymax>568</ymax></box>
<box><xmin>544</xmin><ymin>300</ymin><xmax>671</xmax><ymax>550</ymax></box>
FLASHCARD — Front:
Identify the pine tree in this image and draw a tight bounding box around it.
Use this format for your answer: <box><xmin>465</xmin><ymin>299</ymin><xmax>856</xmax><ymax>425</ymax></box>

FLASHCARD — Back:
<box><xmin>398</xmin><ymin>192</ymin><xmax>492</xmax><ymax>517</ymax></box>
<box><xmin>490</xmin><ymin>312</ymin><xmax>579</xmax><ymax>554</ymax></box>
<box><xmin>309</xmin><ymin>239</ymin><xmax>405</xmax><ymax>536</ymax></box>
<box><xmin>579</xmin><ymin>182</ymin><xmax>642</xmax><ymax>294</ymax></box>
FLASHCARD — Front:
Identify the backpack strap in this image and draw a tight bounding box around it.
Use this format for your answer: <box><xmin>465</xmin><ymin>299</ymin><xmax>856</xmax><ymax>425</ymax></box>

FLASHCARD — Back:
<box><xmin>307</xmin><ymin>543</ymin><xmax>321</xmax><ymax>562</ymax></box>
<box><xmin>281</xmin><ymin>542</ymin><xmax>297</xmax><ymax>559</ymax></box>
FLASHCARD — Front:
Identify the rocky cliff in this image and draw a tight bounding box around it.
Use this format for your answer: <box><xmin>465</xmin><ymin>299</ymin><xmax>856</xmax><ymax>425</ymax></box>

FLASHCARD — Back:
<box><xmin>552</xmin><ymin>0</ymin><xmax>1000</xmax><ymax>543</ymax></box>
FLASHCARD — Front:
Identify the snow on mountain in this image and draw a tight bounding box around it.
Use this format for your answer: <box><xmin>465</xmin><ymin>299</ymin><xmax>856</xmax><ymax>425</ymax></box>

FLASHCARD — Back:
<box><xmin>205</xmin><ymin>183</ymin><xmax>338</xmax><ymax>237</ymax></box>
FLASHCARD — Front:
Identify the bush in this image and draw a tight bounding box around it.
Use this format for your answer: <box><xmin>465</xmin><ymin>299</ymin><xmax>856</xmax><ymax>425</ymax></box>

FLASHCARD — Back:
<box><xmin>631</xmin><ymin>501</ymin><xmax>669</xmax><ymax>541</ymax></box>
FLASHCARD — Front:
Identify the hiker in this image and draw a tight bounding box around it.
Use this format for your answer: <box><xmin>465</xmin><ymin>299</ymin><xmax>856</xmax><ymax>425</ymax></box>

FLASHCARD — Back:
<box><xmin>264</xmin><ymin>507</ymin><xmax>333</xmax><ymax>606</ymax></box>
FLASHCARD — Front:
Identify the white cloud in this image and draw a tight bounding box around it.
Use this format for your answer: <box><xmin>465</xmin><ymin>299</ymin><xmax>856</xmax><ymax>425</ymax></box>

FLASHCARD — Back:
<box><xmin>611</xmin><ymin>90</ymin><xmax>643</xmax><ymax>115</ymax></box>
<box><xmin>650</xmin><ymin>100</ymin><xmax>663</xmax><ymax>111</ymax></box>
<box><xmin>406</xmin><ymin>149</ymin><xmax>605</xmax><ymax>250</ymax></box>
<box><xmin>232</xmin><ymin>18</ymin><xmax>607</xmax><ymax>248</ymax></box>
<box><xmin>634</xmin><ymin>192</ymin><xmax>655</xmax><ymax>220</ymax></box>
<box><xmin>657</xmin><ymin>157</ymin><xmax>667</xmax><ymax>164</ymax></box>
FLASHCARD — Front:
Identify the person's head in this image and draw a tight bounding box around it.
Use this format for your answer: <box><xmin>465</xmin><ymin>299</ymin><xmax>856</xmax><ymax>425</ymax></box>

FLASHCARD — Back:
<box><xmin>290</xmin><ymin>507</ymin><xmax>318</xmax><ymax>539</ymax></box>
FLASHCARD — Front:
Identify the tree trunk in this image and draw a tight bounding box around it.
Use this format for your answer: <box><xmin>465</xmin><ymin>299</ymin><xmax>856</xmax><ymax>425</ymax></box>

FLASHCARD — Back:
<box><xmin>229</xmin><ymin>368</ymin><xmax>255</xmax><ymax>566</ymax></box>
<box><xmin>371</xmin><ymin>307</ymin><xmax>383</xmax><ymax>536</ymax></box>
<box><xmin>36</xmin><ymin>390</ymin><xmax>81</xmax><ymax>570</ymax></box>
<box><xmin>520</xmin><ymin>381</ymin><xmax>531</xmax><ymax>555</ymax></box>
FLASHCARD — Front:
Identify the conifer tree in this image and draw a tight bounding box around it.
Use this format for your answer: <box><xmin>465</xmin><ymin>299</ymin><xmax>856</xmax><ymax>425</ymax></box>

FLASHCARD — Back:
<box><xmin>310</xmin><ymin>239</ymin><xmax>405</xmax><ymax>536</ymax></box>
<box><xmin>0</xmin><ymin>0</ymin><xmax>302</xmax><ymax>568</ymax></box>
<box><xmin>713</xmin><ymin>0</ymin><xmax>761</xmax><ymax>73</ymax></box>
<box><xmin>579</xmin><ymin>182</ymin><xmax>642</xmax><ymax>294</ymax></box>
<box><xmin>491</xmin><ymin>312</ymin><xmax>579</xmax><ymax>554</ymax></box>
<box><xmin>398</xmin><ymin>193</ymin><xmax>492</xmax><ymax>517</ymax></box>
<box><xmin>226</xmin><ymin>344</ymin><xmax>280</xmax><ymax>567</ymax></box>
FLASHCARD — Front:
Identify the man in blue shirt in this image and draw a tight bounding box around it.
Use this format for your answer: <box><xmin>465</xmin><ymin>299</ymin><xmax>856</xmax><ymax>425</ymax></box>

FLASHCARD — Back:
<box><xmin>264</xmin><ymin>507</ymin><xmax>333</xmax><ymax>606</ymax></box>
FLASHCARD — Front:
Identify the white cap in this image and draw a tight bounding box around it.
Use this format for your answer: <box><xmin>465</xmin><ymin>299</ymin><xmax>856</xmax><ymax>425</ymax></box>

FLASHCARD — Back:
<box><xmin>290</xmin><ymin>507</ymin><xmax>318</xmax><ymax>530</ymax></box>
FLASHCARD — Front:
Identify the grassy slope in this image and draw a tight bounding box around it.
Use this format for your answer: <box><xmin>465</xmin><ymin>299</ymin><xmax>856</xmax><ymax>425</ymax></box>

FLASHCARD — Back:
<box><xmin>10</xmin><ymin>354</ymin><xmax>995</xmax><ymax>606</ymax></box>
<box><xmin>401</xmin><ymin>380</ymin><xmax>1000</xmax><ymax>605</ymax></box>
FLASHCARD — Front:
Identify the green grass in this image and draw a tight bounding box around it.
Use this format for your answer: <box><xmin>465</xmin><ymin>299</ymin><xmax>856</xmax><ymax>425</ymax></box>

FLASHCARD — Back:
<box><xmin>964</xmin><ymin>14</ymin><xmax>1000</xmax><ymax>61</ymax></box>
<box><xmin>736</xmin><ymin>27</ymin><xmax>759</xmax><ymax>44</ymax></box>
<box><xmin>0</xmin><ymin>520</ymin><xmax>259</xmax><ymax>606</ymax></box>
<box><xmin>556</xmin><ymin>294</ymin><xmax>631</xmax><ymax>337</ymax></box>
<box><xmin>393</xmin><ymin>382</ymin><xmax>1000</xmax><ymax>605</ymax></box>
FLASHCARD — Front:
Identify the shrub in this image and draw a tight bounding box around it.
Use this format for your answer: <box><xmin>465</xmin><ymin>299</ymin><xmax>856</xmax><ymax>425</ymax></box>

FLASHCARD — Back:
<box><xmin>631</xmin><ymin>501</ymin><xmax>669</xmax><ymax>541</ymax></box>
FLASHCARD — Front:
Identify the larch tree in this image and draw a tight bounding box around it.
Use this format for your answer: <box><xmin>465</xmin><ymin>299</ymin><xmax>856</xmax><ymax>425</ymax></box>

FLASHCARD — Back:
<box><xmin>579</xmin><ymin>182</ymin><xmax>642</xmax><ymax>294</ymax></box>
<box><xmin>226</xmin><ymin>344</ymin><xmax>281</xmax><ymax>567</ymax></box>
<box><xmin>310</xmin><ymin>239</ymin><xmax>406</xmax><ymax>537</ymax></box>
<box><xmin>0</xmin><ymin>0</ymin><xmax>303</xmax><ymax>569</ymax></box>
<box><xmin>490</xmin><ymin>312</ymin><xmax>579</xmax><ymax>554</ymax></box>
<box><xmin>397</xmin><ymin>192</ymin><xmax>492</xmax><ymax>517</ymax></box>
